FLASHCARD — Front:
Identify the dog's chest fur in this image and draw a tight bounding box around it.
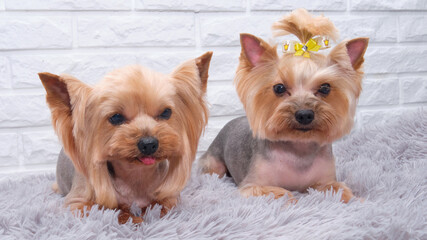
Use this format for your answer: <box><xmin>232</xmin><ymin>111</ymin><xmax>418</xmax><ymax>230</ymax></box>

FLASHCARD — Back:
<box><xmin>109</xmin><ymin>160</ymin><xmax>168</xmax><ymax>208</ymax></box>
<box><xmin>246</xmin><ymin>142</ymin><xmax>336</xmax><ymax>191</ymax></box>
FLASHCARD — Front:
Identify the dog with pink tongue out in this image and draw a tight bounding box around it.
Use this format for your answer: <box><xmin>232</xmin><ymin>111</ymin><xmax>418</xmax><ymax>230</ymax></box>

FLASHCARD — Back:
<box><xmin>39</xmin><ymin>52</ymin><xmax>212</xmax><ymax>223</ymax></box>
<box><xmin>199</xmin><ymin>9</ymin><xmax>368</xmax><ymax>203</ymax></box>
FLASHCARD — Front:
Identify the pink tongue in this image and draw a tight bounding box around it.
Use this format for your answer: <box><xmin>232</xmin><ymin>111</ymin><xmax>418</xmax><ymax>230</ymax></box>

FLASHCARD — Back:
<box><xmin>138</xmin><ymin>157</ymin><xmax>156</xmax><ymax>165</ymax></box>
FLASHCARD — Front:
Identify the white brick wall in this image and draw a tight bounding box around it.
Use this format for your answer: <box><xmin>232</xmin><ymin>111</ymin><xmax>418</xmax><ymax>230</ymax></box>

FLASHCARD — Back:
<box><xmin>0</xmin><ymin>0</ymin><xmax>426</xmax><ymax>174</ymax></box>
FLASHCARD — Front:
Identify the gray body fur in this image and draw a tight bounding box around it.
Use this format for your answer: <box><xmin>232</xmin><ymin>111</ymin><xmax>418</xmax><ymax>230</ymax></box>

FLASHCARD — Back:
<box><xmin>56</xmin><ymin>149</ymin><xmax>75</xmax><ymax>196</ymax></box>
<box><xmin>201</xmin><ymin>116</ymin><xmax>265</xmax><ymax>184</ymax></box>
<box><xmin>200</xmin><ymin>116</ymin><xmax>336</xmax><ymax>190</ymax></box>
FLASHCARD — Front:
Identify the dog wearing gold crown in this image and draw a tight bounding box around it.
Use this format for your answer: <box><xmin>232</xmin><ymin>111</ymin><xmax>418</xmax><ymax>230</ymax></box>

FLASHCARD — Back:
<box><xmin>199</xmin><ymin>9</ymin><xmax>368</xmax><ymax>203</ymax></box>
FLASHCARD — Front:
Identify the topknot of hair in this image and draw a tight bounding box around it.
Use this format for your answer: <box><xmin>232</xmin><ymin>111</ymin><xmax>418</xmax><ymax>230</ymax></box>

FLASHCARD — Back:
<box><xmin>272</xmin><ymin>8</ymin><xmax>339</xmax><ymax>44</ymax></box>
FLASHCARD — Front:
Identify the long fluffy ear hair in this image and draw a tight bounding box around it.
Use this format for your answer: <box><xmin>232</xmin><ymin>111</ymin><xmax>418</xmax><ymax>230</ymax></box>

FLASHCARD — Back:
<box><xmin>155</xmin><ymin>52</ymin><xmax>212</xmax><ymax>201</ymax></box>
<box><xmin>272</xmin><ymin>8</ymin><xmax>339</xmax><ymax>43</ymax></box>
<box><xmin>38</xmin><ymin>73</ymin><xmax>91</xmax><ymax>176</ymax></box>
<box><xmin>39</xmin><ymin>73</ymin><xmax>120</xmax><ymax>209</ymax></box>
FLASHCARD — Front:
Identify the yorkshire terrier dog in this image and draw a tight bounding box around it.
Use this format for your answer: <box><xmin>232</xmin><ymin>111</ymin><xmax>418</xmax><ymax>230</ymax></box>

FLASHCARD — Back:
<box><xmin>200</xmin><ymin>9</ymin><xmax>368</xmax><ymax>203</ymax></box>
<box><xmin>39</xmin><ymin>52</ymin><xmax>212</xmax><ymax>223</ymax></box>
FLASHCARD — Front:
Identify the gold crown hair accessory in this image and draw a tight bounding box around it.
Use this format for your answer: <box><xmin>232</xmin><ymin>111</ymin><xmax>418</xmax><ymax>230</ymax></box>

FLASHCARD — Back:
<box><xmin>282</xmin><ymin>36</ymin><xmax>330</xmax><ymax>58</ymax></box>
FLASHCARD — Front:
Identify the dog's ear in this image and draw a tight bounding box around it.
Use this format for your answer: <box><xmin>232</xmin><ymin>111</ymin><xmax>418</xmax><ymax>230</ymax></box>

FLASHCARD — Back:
<box><xmin>195</xmin><ymin>51</ymin><xmax>213</xmax><ymax>92</ymax></box>
<box><xmin>160</xmin><ymin>54</ymin><xmax>211</xmax><ymax>202</ymax></box>
<box><xmin>328</xmin><ymin>37</ymin><xmax>369</xmax><ymax>71</ymax></box>
<box><xmin>345</xmin><ymin>38</ymin><xmax>369</xmax><ymax>70</ymax></box>
<box><xmin>170</xmin><ymin>52</ymin><xmax>210</xmax><ymax>149</ymax></box>
<box><xmin>240</xmin><ymin>33</ymin><xmax>278</xmax><ymax>68</ymax></box>
<box><xmin>38</xmin><ymin>72</ymin><xmax>91</xmax><ymax>175</ymax></box>
<box><xmin>171</xmin><ymin>51</ymin><xmax>213</xmax><ymax>94</ymax></box>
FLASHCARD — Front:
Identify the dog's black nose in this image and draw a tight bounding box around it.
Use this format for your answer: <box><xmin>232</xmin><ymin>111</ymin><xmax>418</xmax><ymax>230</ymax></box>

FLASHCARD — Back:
<box><xmin>137</xmin><ymin>137</ymin><xmax>159</xmax><ymax>155</ymax></box>
<box><xmin>295</xmin><ymin>110</ymin><xmax>314</xmax><ymax>125</ymax></box>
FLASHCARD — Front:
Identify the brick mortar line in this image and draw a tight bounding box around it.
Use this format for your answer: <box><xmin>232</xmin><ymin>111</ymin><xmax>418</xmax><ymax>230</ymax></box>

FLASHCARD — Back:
<box><xmin>366</xmin><ymin>72</ymin><xmax>427</xmax><ymax>78</ymax></box>
<box><xmin>0</xmin><ymin>9</ymin><xmax>247</xmax><ymax>15</ymax></box>
<box><xmin>194</xmin><ymin>12</ymin><xmax>201</xmax><ymax>50</ymax></box>
<box><xmin>358</xmin><ymin>103</ymin><xmax>426</xmax><ymax>111</ymax></box>
<box><xmin>71</xmin><ymin>13</ymin><xmax>78</xmax><ymax>49</ymax></box>
<box><xmin>0</xmin><ymin>163</ymin><xmax>56</xmax><ymax>174</ymax></box>
<box><xmin>346</xmin><ymin>0</ymin><xmax>350</xmax><ymax>15</ymax></box>
<box><xmin>131</xmin><ymin>0</ymin><xmax>136</xmax><ymax>11</ymax></box>
<box><xmin>0</xmin><ymin>126</ymin><xmax>53</xmax><ymax>133</ymax></box>
<box><xmin>2</xmin><ymin>42</ymin><xmax>427</xmax><ymax>55</ymax></box>
<box><xmin>246</xmin><ymin>0</ymin><xmax>251</xmax><ymax>15</ymax></box>
<box><xmin>4</xmin><ymin>11</ymin><xmax>426</xmax><ymax>17</ymax></box>
<box><xmin>250</xmin><ymin>10</ymin><xmax>427</xmax><ymax>14</ymax></box>
<box><xmin>16</xmin><ymin>129</ymin><xmax>24</xmax><ymax>167</ymax></box>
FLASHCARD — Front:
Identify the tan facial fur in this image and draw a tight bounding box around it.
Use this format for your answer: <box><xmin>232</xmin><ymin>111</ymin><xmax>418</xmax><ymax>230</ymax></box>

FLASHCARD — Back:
<box><xmin>39</xmin><ymin>52</ymin><xmax>212</xmax><ymax>214</ymax></box>
<box><xmin>235</xmin><ymin>20</ymin><xmax>368</xmax><ymax>144</ymax></box>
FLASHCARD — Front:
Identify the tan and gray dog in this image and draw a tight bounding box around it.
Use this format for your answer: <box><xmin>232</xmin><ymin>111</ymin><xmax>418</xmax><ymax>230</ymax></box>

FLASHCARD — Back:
<box><xmin>40</xmin><ymin>52</ymin><xmax>212</xmax><ymax>223</ymax></box>
<box><xmin>199</xmin><ymin>9</ymin><xmax>368</xmax><ymax>203</ymax></box>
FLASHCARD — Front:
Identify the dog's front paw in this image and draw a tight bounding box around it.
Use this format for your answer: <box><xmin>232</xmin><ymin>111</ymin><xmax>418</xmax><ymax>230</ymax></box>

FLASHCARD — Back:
<box><xmin>118</xmin><ymin>211</ymin><xmax>143</xmax><ymax>224</ymax></box>
<box><xmin>152</xmin><ymin>196</ymin><xmax>178</xmax><ymax>217</ymax></box>
<box><xmin>312</xmin><ymin>181</ymin><xmax>355</xmax><ymax>203</ymax></box>
<box><xmin>340</xmin><ymin>185</ymin><xmax>354</xmax><ymax>203</ymax></box>
<box><xmin>239</xmin><ymin>185</ymin><xmax>296</xmax><ymax>202</ymax></box>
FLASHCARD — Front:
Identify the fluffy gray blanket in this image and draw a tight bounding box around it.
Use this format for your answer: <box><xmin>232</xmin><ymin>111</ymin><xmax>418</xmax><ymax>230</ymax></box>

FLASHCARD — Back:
<box><xmin>0</xmin><ymin>109</ymin><xmax>426</xmax><ymax>239</ymax></box>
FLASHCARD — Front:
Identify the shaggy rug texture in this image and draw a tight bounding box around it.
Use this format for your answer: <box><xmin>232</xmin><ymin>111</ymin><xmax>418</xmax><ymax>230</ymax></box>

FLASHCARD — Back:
<box><xmin>0</xmin><ymin>109</ymin><xmax>426</xmax><ymax>239</ymax></box>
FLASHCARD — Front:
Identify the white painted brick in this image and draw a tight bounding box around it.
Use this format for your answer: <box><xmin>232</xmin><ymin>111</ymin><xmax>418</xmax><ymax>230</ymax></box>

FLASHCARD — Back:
<box><xmin>0</xmin><ymin>56</ymin><xmax>11</xmax><ymax>88</ymax></box>
<box><xmin>399</xmin><ymin>16</ymin><xmax>427</xmax><ymax>42</ymax></box>
<box><xmin>197</xmin><ymin>116</ymin><xmax>239</xmax><ymax>152</ymax></box>
<box><xmin>351</xmin><ymin>0</ymin><xmax>427</xmax><ymax>10</ymax></box>
<box><xmin>77</xmin><ymin>15</ymin><xmax>195</xmax><ymax>47</ymax></box>
<box><xmin>251</xmin><ymin>0</ymin><xmax>346</xmax><ymax>11</ymax></box>
<box><xmin>0</xmin><ymin>17</ymin><xmax>72</xmax><ymax>50</ymax></box>
<box><xmin>0</xmin><ymin>93</ymin><xmax>51</xmax><ymax>127</ymax></box>
<box><xmin>5</xmin><ymin>0</ymin><xmax>131</xmax><ymax>10</ymax></box>
<box><xmin>11</xmin><ymin>52</ymin><xmax>223</xmax><ymax>88</ymax></box>
<box><xmin>10</xmin><ymin>54</ymin><xmax>138</xmax><ymax>88</ymax></box>
<box><xmin>360</xmin><ymin>109</ymin><xmax>406</xmax><ymax>129</ymax></box>
<box><xmin>333</xmin><ymin>16</ymin><xmax>397</xmax><ymax>42</ymax></box>
<box><xmin>208</xmin><ymin>50</ymin><xmax>240</xmax><ymax>81</ymax></box>
<box><xmin>401</xmin><ymin>78</ymin><xmax>427</xmax><ymax>104</ymax></box>
<box><xmin>201</xmin><ymin>15</ymin><xmax>277</xmax><ymax>46</ymax></box>
<box><xmin>69</xmin><ymin>54</ymin><xmax>139</xmax><ymax>85</ymax></box>
<box><xmin>359</xmin><ymin>78</ymin><xmax>399</xmax><ymax>106</ymax></box>
<box><xmin>138</xmin><ymin>51</ymin><xmax>238</xmax><ymax>81</ymax></box>
<box><xmin>0</xmin><ymin>133</ymin><xmax>18</xmax><ymax>167</ymax></box>
<box><xmin>136</xmin><ymin>0</ymin><xmax>246</xmax><ymax>12</ymax></box>
<box><xmin>21</xmin><ymin>131</ymin><xmax>61</xmax><ymax>165</ymax></box>
<box><xmin>137</xmin><ymin>51</ymin><xmax>196</xmax><ymax>74</ymax></box>
<box><xmin>10</xmin><ymin>55</ymin><xmax>75</xmax><ymax>89</ymax></box>
<box><xmin>364</xmin><ymin>47</ymin><xmax>427</xmax><ymax>74</ymax></box>
<box><xmin>207</xmin><ymin>85</ymin><xmax>244</xmax><ymax>117</ymax></box>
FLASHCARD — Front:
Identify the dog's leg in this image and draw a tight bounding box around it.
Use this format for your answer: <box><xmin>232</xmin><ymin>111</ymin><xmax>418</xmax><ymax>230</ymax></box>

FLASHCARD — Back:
<box><xmin>153</xmin><ymin>196</ymin><xmax>178</xmax><ymax>217</ymax></box>
<box><xmin>311</xmin><ymin>181</ymin><xmax>354</xmax><ymax>203</ymax></box>
<box><xmin>117</xmin><ymin>205</ymin><xmax>143</xmax><ymax>224</ymax></box>
<box><xmin>64</xmin><ymin>172</ymin><xmax>96</xmax><ymax>217</ymax></box>
<box><xmin>68</xmin><ymin>201</ymin><xmax>93</xmax><ymax>215</ymax></box>
<box><xmin>51</xmin><ymin>182</ymin><xmax>61</xmax><ymax>194</ymax></box>
<box><xmin>198</xmin><ymin>153</ymin><xmax>227</xmax><ymax>178</ymax></box>
<box><xmin>239</xmin><ymin>184</ymin><xmax>295</xmax><ymax>200</ymax></box>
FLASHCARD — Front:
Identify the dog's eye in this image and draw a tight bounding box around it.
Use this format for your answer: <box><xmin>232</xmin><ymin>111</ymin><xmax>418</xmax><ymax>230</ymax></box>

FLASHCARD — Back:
<box><xmin>159</xmin><ymin>108</ymin><xmax>172</xmax><ymax>120</ymax></box>
<box><xmin>273</xmin><ymin>84</ymin><xmax>286</xmax><ymax>96</ymax></box>
<box><xmin>318</xmin><ymin>83</ymin><xmax>331</xmax><ymax>95</ymax></box>
<box><xmin>109</xmin><ymin>113</ymin><xmax>126</xmax><ymax>125</ymax></box>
